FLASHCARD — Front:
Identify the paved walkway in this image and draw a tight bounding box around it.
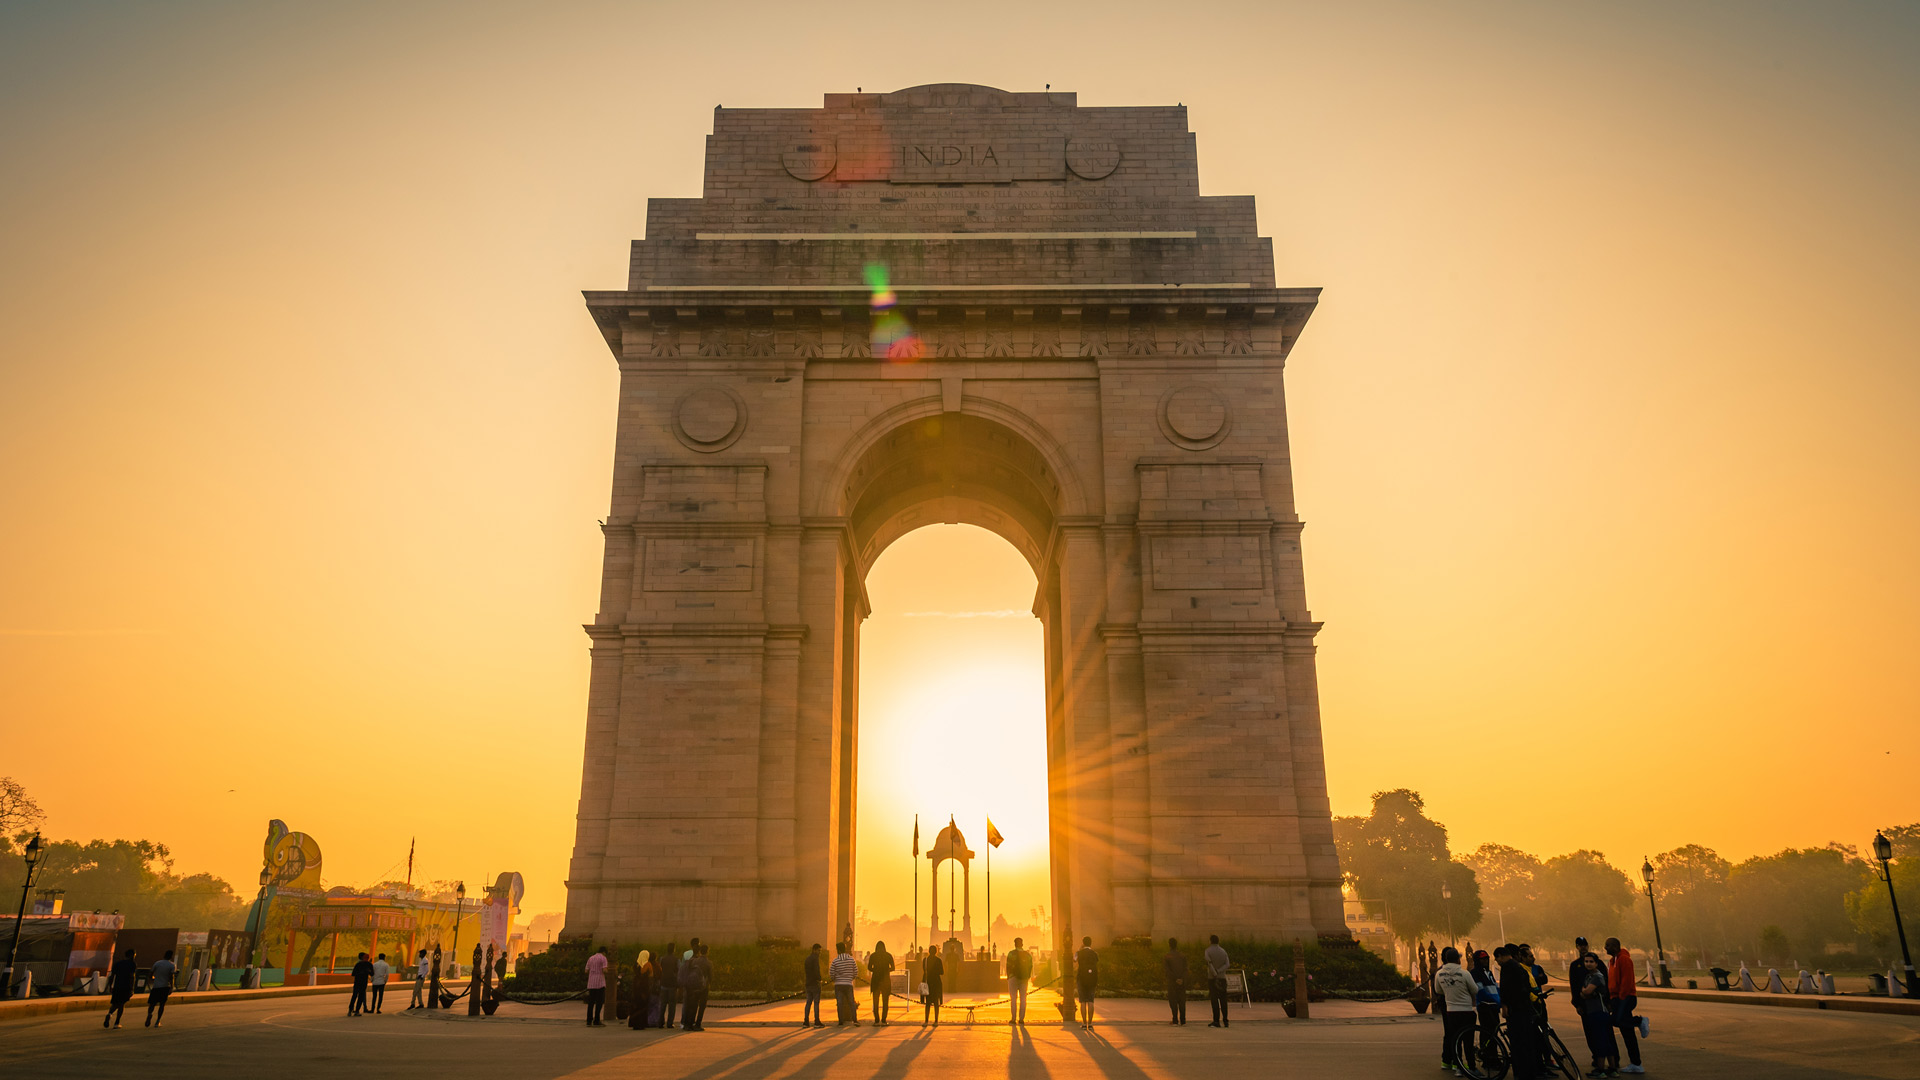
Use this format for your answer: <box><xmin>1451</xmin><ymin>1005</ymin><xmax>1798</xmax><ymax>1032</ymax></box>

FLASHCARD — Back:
<box><xmin>2</xmin><ymin>986</ymin><xmax>1916</xmax><ymax>1079</ymax></box>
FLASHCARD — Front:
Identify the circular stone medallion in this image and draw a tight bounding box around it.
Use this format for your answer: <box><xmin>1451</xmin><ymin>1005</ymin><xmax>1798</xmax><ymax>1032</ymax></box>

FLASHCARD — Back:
<box><xmin>1065</xmin><ymin>136</ymin><xmax>1121</xmax><ymax>180</ymax></box>
<box><xmin>674</xmin><ymin>387</ymin><xmax>746</xmax><ymax>452</ymax></box>
<box><xmin>1158</xmin><ymin>385</ymin><xmax>1231</xmax><ymax>450</ymax></box>
<box><xmin>781</xmin><ymin>138</ymin><xmax>837</xmax><ymax>181</ymax></box>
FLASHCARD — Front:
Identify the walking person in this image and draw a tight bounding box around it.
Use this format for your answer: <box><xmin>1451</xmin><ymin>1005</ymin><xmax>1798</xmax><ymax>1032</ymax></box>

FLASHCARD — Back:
<box><xmin>1163</xmin><ymin>938</ymin><xmax>1188</xmax><ymax>1025</ymax></box>
<box><xmin>144</xmin><ymin>949</ymin><xmax>176</xmax><ymax>1028</ymax></box>
<box><xmin>1499</xmin><ymin>946</ymin><xmax>1544</xmax><ymax>1080</ymax></box>
<box><xmin>801</xmin><ymin>944</ymin><xmax>825</xmax><ymax>1028</ymax></box>
<box><xmin>347</xmin><ymin>952</ymin><xmax>373</xmax><ymax>1018</ymax></box>
<box><xmin>585</xmin><ymin>946</ymin><xmax>610</xmax><ymax>1026</ymax></box>
<box><xmin>867</xmin><ymin>940</ymin><xmax>895</xmax><ymax>1025</ymax></box>
<box><xmin>830</xmin><ymin>941</ymin><xmax>860</xmax><ymax>1026</ymax></box>
<box><xmin>1435</xmin><ymin>946</ymin><xmax>1477</xmax><ymax>1076</ymax></box>
<box><xmin>629</xmin><ymin>950</ymin><xmax>657</xmax><ymax>1030</ymax></box>
<box><xmin>370</xmin><ymin>953</ymin><xmax>391</xmax><ymax>1013</ymax></box>
<box><xmin>1074</xmin><ymin>937</ymin><xmax>1099</xmax><ymax>1030</ymax></box>
<box><xmin>103</xmin><ymin>949</ymin><xmax>136</xmax><ymax>1029</ymax></box>
<box><xmin>920</xmin><ymin>945</ymin><xmax>944</xmax><ymax>1027</ymax></box>
<box><xmin>1603</xmin><ymin>938</ymin><xmax>1647</xmax><ymax>1074</ymax></box>
<box><xmin>681</xmin><ymin>944</ymin><xmax>712</xmax><ymax>1031</ymax></box>
<box><xmin>1204</xmin><ymin>935</ymin><xmax>1231</xmax><ymax>1028</ymax></box>
<box><xmin>658</xmin><ymin>941</ymin><xmax>679</xmax><ymax>1029</ymax></box>
<box><xmin>1576</xmin><ymin>953</ymin><xmax>1620</xmax><ymax>1077</ymax></box>
<box><xmin>410</xmin><ymin>949</ymin><xmax>429</xmax><ymax>1009</ymax></box>
<box><xmin>1005</xmin><ymin>937</ymin><xmax>1033</xmax><ymax>1027</ymax></box>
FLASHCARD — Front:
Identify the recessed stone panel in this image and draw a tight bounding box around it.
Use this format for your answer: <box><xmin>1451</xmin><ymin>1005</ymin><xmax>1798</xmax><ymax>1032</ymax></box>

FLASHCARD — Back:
<box><xmin>1150</xmin><ymin>535</ymin><xmax>1265</xmax><ymax>590</ymax></box>
<box><xmin>643</xmin><ymin>539</ymin><xmax>756</xmax><ymax>592</ymax></box>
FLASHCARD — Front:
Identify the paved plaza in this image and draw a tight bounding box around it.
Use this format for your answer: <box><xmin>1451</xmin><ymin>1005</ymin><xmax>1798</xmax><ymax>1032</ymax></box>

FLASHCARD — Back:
<box><xmin>4</xmin><ymin>989</ymin><xmax>1917</xmax><ymax>1079</ymax></box>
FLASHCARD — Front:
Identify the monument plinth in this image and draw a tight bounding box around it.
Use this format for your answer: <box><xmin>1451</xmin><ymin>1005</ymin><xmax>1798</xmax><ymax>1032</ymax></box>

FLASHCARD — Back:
<box><xmin>564</xmin><ymin>84</ymin><xmax>1346</xmax><ymax>953</ymax></box>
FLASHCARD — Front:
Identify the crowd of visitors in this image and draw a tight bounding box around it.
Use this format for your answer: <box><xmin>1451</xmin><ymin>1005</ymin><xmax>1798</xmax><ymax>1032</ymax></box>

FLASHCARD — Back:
<box><xmin>1433</xmin><ymin>933</ymin><xmax>1652</xmax><ymax>1078</ymax></box>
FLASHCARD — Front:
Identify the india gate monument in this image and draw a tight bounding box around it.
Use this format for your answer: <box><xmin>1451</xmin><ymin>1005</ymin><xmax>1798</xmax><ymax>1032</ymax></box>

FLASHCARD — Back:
<box><xmin>564</xmin><ymin>85</ymin><xmax>1346</xmax><ymax>952</ymax></box>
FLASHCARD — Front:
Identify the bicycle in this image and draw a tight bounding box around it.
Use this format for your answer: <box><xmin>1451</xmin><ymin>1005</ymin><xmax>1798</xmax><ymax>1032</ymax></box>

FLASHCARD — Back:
<box><xmin>1448</xmin><ymin>990</ymin><xmax>1579</xmax><ymax>1080</ymax></box>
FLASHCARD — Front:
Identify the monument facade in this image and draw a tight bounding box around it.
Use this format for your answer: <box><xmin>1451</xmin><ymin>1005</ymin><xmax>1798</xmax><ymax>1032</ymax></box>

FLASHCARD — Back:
<box><xmin>564</xmin><ymin>84</ymin><xmax>1346</xmax><ymax>950</ymax></box>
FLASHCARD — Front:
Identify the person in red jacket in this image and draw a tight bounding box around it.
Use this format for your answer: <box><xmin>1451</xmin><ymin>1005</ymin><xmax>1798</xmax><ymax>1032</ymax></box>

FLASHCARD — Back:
<box><xmin>1604</xmin><ymin>938</ymin><xmax>1649</xmax><ymax>1074</ymax></box>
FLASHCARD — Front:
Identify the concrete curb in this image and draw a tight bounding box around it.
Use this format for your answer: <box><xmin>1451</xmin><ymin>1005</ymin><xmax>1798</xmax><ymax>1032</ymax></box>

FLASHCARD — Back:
<box><xmin>0</xmin><ymin>982</ymin><xmax>353</xmax><ymax>1022</ymax></box>
<box><xmin>1631</xmin><ymin>986</ymin><xmax>1920</xmax><ymax>1015</ymax></box>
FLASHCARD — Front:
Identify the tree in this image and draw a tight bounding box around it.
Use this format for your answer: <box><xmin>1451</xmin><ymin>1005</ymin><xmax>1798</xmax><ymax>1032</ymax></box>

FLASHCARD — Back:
<box><xmin>1463</xmin><ymin>843</ymin><xmax>1543</xmax><ymax>941</ymax></box>
<box><xmin>0</xmin><ymin>778</ymin><xmax>46</xmax><ymax>836</ymax></box>
<box><xmin>1727</xmin><ymin>845</ymin><xmax>1872</xmax><ymax>963</ymax></box>
<box><xmin>1650</xmin><ymin>844</ymin><xmax>1733</xmax><ymax>965</ymax></box>
<box><xmin>0</xmin><ymin>836</ymin><xmax>245</xmax><ymax>931</ymax></box>
<box><xmin>1530</xmin><ymin>850</ymin><xmax>1636</xmax><ymax>947</ymax></box>
<box><xmin>1335</xmin><ymin>789</ymin><xmax>1482</xmax><ymax>953</ymax></box>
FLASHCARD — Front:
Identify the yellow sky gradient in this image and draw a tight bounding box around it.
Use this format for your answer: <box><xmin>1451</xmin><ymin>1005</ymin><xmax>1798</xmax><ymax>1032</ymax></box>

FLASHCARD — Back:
<box><xmin>2</xmin><ymin>2</ymin><xmax>1916</xmax><ymax>928</ymax></box>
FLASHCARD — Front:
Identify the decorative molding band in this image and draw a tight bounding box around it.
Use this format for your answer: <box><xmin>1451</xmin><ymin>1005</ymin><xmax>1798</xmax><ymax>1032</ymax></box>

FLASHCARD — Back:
<box><xmin>644</xmin><ymin>282</ymin><xmax>1254</xmax><ymax>292</ymax></box>
<box><xmin>695</xmin><ymin>231</ymin><xmax>1200</xmax><ymax>241</ymax></box>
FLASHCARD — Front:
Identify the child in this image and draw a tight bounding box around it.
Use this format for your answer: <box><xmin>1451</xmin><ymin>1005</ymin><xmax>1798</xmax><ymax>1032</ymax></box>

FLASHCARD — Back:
<box><xmin>1578</xmin><ymin>952</ymin><xmax>1620</xmax><ymax>1078</ymax></box>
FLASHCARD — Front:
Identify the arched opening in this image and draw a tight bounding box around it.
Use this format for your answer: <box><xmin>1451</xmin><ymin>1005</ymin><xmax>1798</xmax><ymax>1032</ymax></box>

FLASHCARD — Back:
<box><xmin>852</xmin><ymin>524</ymin><xmax>1049</xmax><ymax>958</ymax></box>
<box><xmin>824</xmin><ymin>408</ymin><xmax>1081</xmax><ymax>961</ymax></box>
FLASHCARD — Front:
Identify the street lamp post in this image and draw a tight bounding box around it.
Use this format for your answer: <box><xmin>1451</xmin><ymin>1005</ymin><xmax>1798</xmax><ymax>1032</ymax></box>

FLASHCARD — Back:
<box><xmin>1441</xmin><ymin>880</ymin><xmax>1455</xmax><ymax>946</ymax></box>
<box><xmin>250</xmin><ymin>867</ymin><xmax>272</xmax><ymax>970</ymax></box>
<box><xmin>450</xmin><ymin>882</ymin><xmax>466</xmax><ymax>979</ymax></box>
<box><xmin>6</xmin><ymin>834</ymin><xmax>46</xmax><ymax>999</ymax></box>
<box><xmin>1640</xmin><ymin>857</ymin><xmax>1672</xmax><ymax>988</ymax></box>
<box><xmin>1872</xmin><ymin>832</ymin><xmax>1914</xmax><ymax>997</ymax></box>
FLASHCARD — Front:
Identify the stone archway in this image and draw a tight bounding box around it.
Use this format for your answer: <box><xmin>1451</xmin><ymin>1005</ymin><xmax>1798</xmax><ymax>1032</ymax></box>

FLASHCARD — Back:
<box><xmin>563</xmin><ymin>83</ymin><xmax>1348</xmax><ymax>952</ymax></box>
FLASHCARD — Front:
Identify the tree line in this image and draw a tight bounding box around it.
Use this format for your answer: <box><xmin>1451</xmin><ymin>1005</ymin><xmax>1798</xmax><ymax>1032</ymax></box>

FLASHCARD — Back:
<box><xmin>1336</xmin><ymin>788</ymin><xmax>1917</xmax><ymax>972</ymax></box>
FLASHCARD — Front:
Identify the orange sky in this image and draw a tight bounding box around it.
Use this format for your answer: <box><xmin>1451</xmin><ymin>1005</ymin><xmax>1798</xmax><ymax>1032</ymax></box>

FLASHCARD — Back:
<box><xmin>2</xmin><ymin>2</ymin><xmax>1916</xmax><ymax>929</ymax></box>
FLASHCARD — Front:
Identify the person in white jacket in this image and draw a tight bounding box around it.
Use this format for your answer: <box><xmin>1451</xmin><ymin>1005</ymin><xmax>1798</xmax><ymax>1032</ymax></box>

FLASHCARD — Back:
<box><xmin>1434</xmin><ymin>946</ymin><xmax>1479</xmax><ymax>1077</ymax></box>
<box><xmin>370</xmin><ymin>953</ymin><xmax>392</xmax><ymax>1013</ymax></box>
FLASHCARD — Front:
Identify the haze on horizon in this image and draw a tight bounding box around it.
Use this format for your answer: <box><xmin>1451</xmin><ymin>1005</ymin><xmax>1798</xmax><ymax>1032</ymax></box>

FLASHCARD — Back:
<box><xmin>1</xmin><ymin>1</ymin><xmax>1915</xmax><ymax>928</ymax></box>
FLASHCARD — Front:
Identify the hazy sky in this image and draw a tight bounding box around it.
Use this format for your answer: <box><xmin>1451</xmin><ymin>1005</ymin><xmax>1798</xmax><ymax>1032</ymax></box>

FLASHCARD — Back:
<box><xmin>2</xmin><ymin>1</ymin><xmax>1915</xmax><ymax>930</ymax></box>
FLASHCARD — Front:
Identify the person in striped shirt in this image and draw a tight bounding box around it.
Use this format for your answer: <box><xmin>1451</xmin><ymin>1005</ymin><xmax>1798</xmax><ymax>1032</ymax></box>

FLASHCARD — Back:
<box><xmin>830</xmin><ymin>942</ymin><xmax>861</xmax><ymax>1026</ymax></box>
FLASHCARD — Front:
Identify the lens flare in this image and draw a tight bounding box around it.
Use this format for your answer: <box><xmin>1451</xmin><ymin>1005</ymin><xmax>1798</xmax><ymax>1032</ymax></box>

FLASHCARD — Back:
<box><xmin>865</xmin><ymin>262</ymin><xmax>919</xmax><ymax>360</ymax></box>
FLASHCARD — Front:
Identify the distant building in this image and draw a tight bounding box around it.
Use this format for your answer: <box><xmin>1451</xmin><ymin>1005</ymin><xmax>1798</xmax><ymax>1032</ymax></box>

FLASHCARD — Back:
<box><xmin>1343</xmin><ymin>896</ymin><xmax>1396</xmax><ymax>964</ymax></box>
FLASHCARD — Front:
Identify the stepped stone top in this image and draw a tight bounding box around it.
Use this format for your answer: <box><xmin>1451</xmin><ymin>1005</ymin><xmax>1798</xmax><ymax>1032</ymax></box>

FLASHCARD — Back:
<box><xmin>620</xmin><ymin>85</ymin><xmax>1279</xmax><ymax>296</ymax></box>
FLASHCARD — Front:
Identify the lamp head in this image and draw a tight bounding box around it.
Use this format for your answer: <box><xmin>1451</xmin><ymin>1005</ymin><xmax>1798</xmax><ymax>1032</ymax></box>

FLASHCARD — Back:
<box><xmin>1441</xmin><ymin>882</ymin><xmax>1451</xmax><ymax>900</ymax></box>
<box><xmin>456</xmin><ymin>881</ymin><xmax>466</xmax><ymax>899</ymax></box>
<box><xmin>1640</xmin><ymin>858</ymin><xmax>1654</xmax><ymax>886</ymax></box>
<box><xmin>24</xmin><ymin>833</ymin><xmax>43</xmax><ymax>867</ymax></box>
<box><xmin>259</xmin><ymin>867</ymin><xmax>272</xmax><ymax>888</ymax></box>
<box><xmin>1874</xmin><ymin>831</ymin><xmax>1894</xmax><ymax>864</ymax></box>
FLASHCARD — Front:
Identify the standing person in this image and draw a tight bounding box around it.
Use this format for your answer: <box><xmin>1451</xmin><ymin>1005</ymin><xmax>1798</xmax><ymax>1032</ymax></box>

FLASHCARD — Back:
<box><xmin>681</xmin><ymin>944</ymin><xmax>712</xmax><ymax>1031</ymax></box>
<box><xmin>629</xmin><ymin>951</ymin><xmax>656</xmax><ymax>1030</ymax></box>
<box><xmin>585</xmin><ymin>946</ymin><xmax>610</xmax><ymax>1027</ymax></box>
<box><xmin>920</xmin><ymin>945</ymin><xmax>944</xmax><ymax>1027</ymax></box>
<box><xmin>658</xmin><ymin>941</ymin><xmax>679</xmax><ymax>1029</ymax></box>
<box><xmin>1435</xmin><ymin>946</ymin><xmax>1477</xmax><ymax>1076</ymax></box>
<box><xmin>1499</xmin><ymin>945</ymin><xmax>1544</xmax><ymax>1080</ymax></box>
<box><xmin>1074</xmin><ymin>937</ymin><xmax>1099</xmax><ymax>1030</ymax></box>
<box><xmin>347</xmin><ymin>952</ymin><xmax>373</xmax><ymax>1018</ymax></box>
<box><xmin>1470</xmin><ymin>950</ymin><xmax>1502</xmax><ymax>1066</ymax></box>
<box><xmin>1576</xmin><ymin>953</ymin><xmax>1620</xmax><ymax>1077</ymax></box>
<box><xmin>867</xmin><ymin>940</ymin><xmax>895</xmax><ymax>1025</ymax></box>
<box><xmin>1204</xmin><ymin>935</ymin><xmax>1231</xmax><ymax>1028</ymax></box>
<box><xmin>1603</xmin><ymin>938</ymin><xmax>1647</xmax><ymax>1074</ymax></box>
<box><xmin>801</xmin><ymin>944</ymin><xmax>825</xmax><ymax>1028</ymax></box>
<box><xmin>104</xmin><ymin>949</ymin><xmax>136</xmax><ymax>1029</ymax></box>
<box><xmin>410</xmin><ymin>949</ymin><xmax>429</xmax><ymax>1010</ymax></box>
<box><xmin>144</xmin><ymin>950</ymin><xmax>176</xmax><ymax>1028</ymax></box>
<box><xmin>1005</xmin><ymin>937</ymin><xmax>1033</xmax><ymax>1027</ymax></box>
<box><xmin>830</xmin><ymin>941</ymin><xmax>860</xmax><ymax>1026</ymax></box>
<box><xmin>1163</xmin><ymin>938</ymin><xmax>1188</xmax><ymax>1025</ymax></box>
<box><xmin>370</xmin><ymin>953</ymin><xmax>391</xmax><ymax>1014</ymax></box>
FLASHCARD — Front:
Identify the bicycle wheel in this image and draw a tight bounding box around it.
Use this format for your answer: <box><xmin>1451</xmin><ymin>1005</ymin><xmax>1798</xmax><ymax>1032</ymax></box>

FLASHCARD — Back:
<box><xmin>1543</xmin><ymin>1025</ymin><xmax>1580</xmax><ymax>1080</ymax></box>
<box><xmin>1456</xmin><ymin>1026</ymin><xmax>1510</xmax><ymax>1080</ymax></box>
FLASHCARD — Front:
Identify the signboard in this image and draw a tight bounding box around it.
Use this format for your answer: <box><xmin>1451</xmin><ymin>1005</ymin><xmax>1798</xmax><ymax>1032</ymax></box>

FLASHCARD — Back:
<box><xmin>207</xmin><ymin>929</ymin><xmax>256</xmax><ymax>969</ymax></box>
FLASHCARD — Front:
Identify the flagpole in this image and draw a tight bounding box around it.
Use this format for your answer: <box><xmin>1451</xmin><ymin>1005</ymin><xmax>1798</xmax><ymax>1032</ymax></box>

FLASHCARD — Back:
<box><xmin>986</xmin><ymin>820</ymin><xmax>993</xmax><ymax>958</ymax></box>
<box><xmin>912</xmin><ymin>815</ymin><xmax>919</xmax><ymax>958</ymax></box>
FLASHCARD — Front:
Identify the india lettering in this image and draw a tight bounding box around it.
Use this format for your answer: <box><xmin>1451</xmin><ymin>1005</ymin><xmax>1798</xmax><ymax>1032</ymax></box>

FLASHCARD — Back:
<box><xmin>900</xmin><ymin>144</ymin><xmax>1001</xmax><ymax>167</ymax></box>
